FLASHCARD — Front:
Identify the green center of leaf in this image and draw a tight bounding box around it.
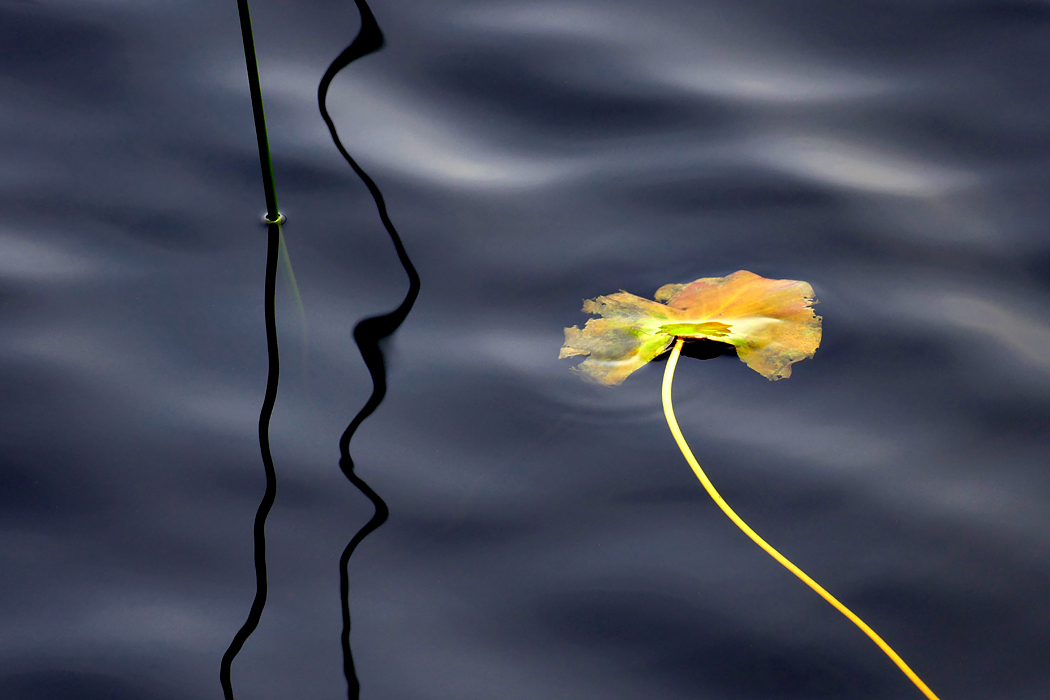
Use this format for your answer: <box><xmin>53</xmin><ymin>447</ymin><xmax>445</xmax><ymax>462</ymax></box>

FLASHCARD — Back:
<box><xmin>658</xmin><ymin>321</ymin><xmax>733</xmax><ymax>338</ymax></box>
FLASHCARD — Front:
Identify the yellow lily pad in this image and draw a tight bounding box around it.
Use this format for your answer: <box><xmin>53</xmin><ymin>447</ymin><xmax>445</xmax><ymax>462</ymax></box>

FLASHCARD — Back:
<box><xmin>560</xmin><ymin>270</ymin><xmax>822</xmax><ymax>384</ymax></box>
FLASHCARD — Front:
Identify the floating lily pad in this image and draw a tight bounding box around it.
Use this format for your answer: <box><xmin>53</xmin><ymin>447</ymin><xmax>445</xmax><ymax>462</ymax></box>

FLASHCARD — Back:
<box><xmin>560</xmin><ymin>270</ymin><xmax>822</xmax><ymax>384</ymax></box>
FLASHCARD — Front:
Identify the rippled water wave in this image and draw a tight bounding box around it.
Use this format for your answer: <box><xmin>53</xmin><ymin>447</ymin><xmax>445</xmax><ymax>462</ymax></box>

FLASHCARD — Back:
<box><xmin>2</xmin><ymin>1</ymin><xmax>1049</xmax><ymax>698</ymax></box>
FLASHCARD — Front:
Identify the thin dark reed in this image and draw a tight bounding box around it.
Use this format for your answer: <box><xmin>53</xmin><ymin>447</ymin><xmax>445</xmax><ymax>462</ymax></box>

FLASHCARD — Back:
<box><xmin>318</xmin><ymin>1</ymin><xmax>420</xmax><ymax>697</ymax></box>
<box><xmin>220</xmin><ymin>2</ymin><xmax>284</xmax><ymax>697</ymax></box>
<box><xmin>234</xmin><ymin>0</ymin><xmax>281</xmax><ymax>223</ymax></box>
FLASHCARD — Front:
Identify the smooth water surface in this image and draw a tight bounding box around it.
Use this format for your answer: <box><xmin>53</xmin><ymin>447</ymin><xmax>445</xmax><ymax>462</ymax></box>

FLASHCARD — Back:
<box><xmin>2</xmin><ymin>0</ymin><xmax>1050</xmax><ymax>698</ymax></box>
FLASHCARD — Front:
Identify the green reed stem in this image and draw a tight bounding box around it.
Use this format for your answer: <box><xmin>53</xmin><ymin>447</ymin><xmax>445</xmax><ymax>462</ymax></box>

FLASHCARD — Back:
<box><xmin>220</xmin><ymin>6</ymin><xmax>283</xmax><ymax>699</ymax></box>
<box><xmin>234</xmin><ymin>0</ymin><xmax>281</xmax><ymax>223</ymax></box>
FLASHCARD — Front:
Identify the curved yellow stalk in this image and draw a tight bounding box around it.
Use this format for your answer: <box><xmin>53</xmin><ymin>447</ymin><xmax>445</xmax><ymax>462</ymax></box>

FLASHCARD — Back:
<box><xmin>662</xmin><ymin>338</ymin><xmax>939</xmax><ymax>700</ymax></box>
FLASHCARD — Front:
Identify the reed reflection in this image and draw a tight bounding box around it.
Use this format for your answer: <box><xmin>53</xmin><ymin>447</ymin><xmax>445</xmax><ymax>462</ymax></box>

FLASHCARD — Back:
<box><xmin>318</xmin><ymin>2</ymin><xmax>420</xmax><ymax>698</ymax></box>
<box><xmin>220</xmin><ymin>221</ymin><xmax>281</xmax><ymax>700</ymax></box>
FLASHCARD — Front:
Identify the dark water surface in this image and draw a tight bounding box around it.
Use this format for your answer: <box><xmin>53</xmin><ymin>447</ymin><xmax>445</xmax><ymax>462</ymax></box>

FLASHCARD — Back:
<box><xmin>3</xmin><ymin>0</ymin><xmax>1050</xmax><ymax>698</ymax></box>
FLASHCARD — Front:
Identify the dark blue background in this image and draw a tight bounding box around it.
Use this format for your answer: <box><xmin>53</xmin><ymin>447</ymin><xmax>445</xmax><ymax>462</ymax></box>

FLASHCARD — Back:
<box><xmin>2</xmin><ymin>0</ymin><xmax>1049</xmax><ymax>698</ymax></box>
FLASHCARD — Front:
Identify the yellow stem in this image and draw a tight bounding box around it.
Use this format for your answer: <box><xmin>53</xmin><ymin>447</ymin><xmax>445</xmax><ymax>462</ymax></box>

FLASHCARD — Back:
<box><xmin>662</xmin><ymin>338</ymin><xmax>939</xmax><ymax>700</ymax></box>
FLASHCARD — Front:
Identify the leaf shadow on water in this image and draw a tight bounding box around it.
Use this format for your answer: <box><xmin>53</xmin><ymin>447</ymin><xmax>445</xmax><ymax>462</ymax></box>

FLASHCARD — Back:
<box><xmin>677</xmin><ymin>337</ymin><xmax>738</xmax><ymax>361</ymax></box>
<box><xmin>317</xmin><ymin>1</ymin><xmax>420</xmax><ymax>698</ymax></box>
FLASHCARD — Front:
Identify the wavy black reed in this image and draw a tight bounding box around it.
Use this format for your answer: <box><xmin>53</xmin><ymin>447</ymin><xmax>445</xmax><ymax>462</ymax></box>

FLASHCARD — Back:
<box><xmin>220</xmin><ymin>222</ymin><xmax>281</xmax><ymax>700</ymax></box>
<box><xmin>221</xmin><ymin>1</ymin><xmax>283</xmax><ymax>696</ymax></box>
<box><xmin>318</xmin><ymin>1</ymin><xmax>421</xmax><ymax>697</ymax></box>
